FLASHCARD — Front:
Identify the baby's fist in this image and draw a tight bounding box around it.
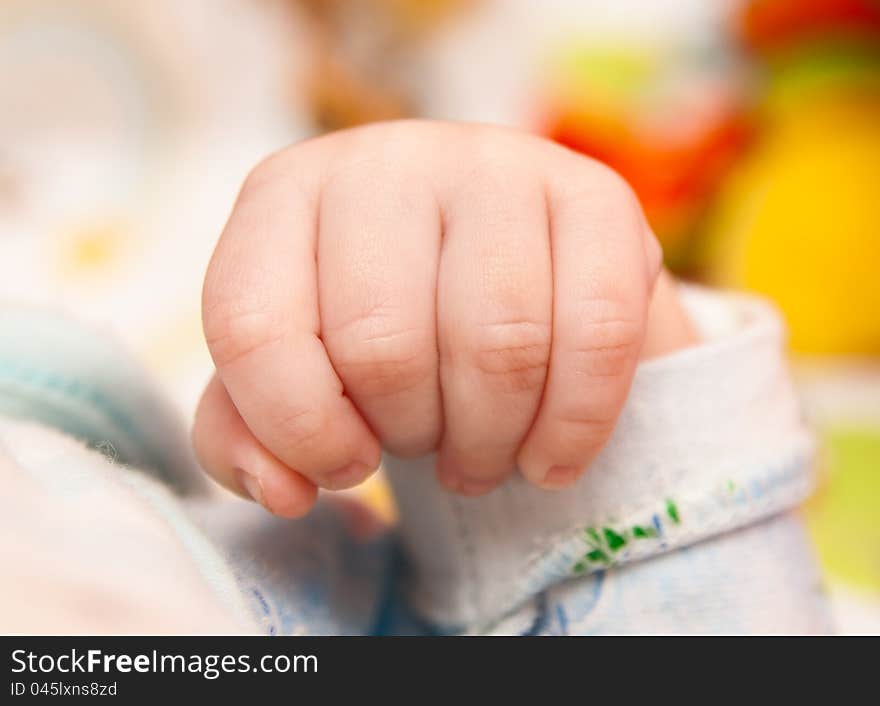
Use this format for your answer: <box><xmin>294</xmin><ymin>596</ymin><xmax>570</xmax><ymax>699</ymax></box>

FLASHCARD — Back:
<box><xmin>194</xmin><ymin>121</ymin><xmax>685</xmax><ymax>517</ymax></box>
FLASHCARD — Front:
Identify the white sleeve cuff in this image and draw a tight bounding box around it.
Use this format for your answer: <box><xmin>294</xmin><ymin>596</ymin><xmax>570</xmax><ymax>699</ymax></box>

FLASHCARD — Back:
<box><xmin>384</xmin><ymin>286</ymin><xmax>816</xmax><ymax>628</ymax></box>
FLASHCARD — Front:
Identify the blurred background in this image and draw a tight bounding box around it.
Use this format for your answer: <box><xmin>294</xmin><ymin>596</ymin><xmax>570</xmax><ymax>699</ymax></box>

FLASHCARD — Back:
<box><xmin>0</xmin><ymin>0</ymin><xmax>877</xmax><ymax>632</ymax></box>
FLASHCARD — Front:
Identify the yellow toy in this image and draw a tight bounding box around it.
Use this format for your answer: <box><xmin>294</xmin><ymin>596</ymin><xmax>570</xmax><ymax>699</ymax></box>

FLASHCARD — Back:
<box><xmin>701</xmin><ymin>1</ymin><xmax>880</xmax><ymax>355</ymax></box>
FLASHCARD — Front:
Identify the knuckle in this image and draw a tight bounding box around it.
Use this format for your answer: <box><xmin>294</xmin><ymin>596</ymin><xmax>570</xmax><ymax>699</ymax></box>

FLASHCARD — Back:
<box><xmin>592</xmin><ymin>162</ymin><xmax>639</xmax><ymax>203</ymax></box>
<box><xmin>461</xmin><ymin>140</ymin><xmax>535</xmax><ymax>196</ymax></box>
<box><xmin>272</xmin><ymin>404</ymin><xmax>328</xmax><ymax>455</ymax></box>
<box><xmin>335</xmin><ymin>346</ymin><xmax>434</xmax><ymax>399</ymax></box>
<box><xmin>322</xmin><ymin>154</ymin><xmax>429</xmax><ymax>212</ymax></box>
<box><xmin>323</xmin><ymin>154</ymin><xmax>388</xmax><ymax>193</ymax></box>
<box><xmin>570</xmin><ymin>318</ymin><xmax>642</xmax><ymax>379</ymax></box>
<box><xmin>238</xmin><ymin>148</ymin><xmax>316</xmax><ymax>206</ymax></box>
<box><xmin>568</xmin><ymin>300</ymin><xmax>643</xmax><ymax>380</ymax></box>
<box><xmin>466</xmin><ymin>320</ymin><xmax>551</xmax><ymax>394</ymax></box>
<box><xmin>594</xmin><ymin>169</ymin><xmax>643</xmax><ymax>224</ymax></box>
<box><xmin>550</xmin><ymin>157</ymin><xmax>643</xmax><ymax>224</ymax></box>
<box><xmin>327</xmin><ymin>314</ymin><xmax>435</xmax><ymax>399</ymax></box>
<box><xmin>240</xmin><ymin>151</ymin><xmax>289</xmax><ymax>195</ymax></box>
<box><xmin>555</xmin><ymin>405</ymin><xmax>617</xmax><ymax>448</ymax></box>
<box><xmin>203</xmin><ymin>300</ymin><xmax>285</xmax><ymax>369</ymax></box>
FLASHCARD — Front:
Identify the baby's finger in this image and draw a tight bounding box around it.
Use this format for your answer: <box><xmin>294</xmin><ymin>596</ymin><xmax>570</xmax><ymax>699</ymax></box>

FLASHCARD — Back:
<box><xmin>435</xmin><ymin>158</ymin><xmax>552</xmax><ymax>495</ymax></box>
<box><xmin>202</xmin><ymin>153</ymin><xmax>382</xmax><ymax>490</ymax></box>
<box><xmin>517</xmin><ymin>159</ymin><xmax>655</xmax><ymax>489</ymax></box>
<box><xmin>319</xmin><ymin>158</ymin><xmax>442</xmax><ymax>458</ymax></box>
<box><xmin>192</xmin><ymin>374</ymin><xmax>317</xmax><ymax>518</ymax></box>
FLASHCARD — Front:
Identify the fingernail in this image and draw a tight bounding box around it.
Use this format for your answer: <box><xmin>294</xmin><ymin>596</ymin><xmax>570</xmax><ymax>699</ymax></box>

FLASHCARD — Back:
<box><xmin>325</xmin><ymin>461</ymin><xmax>374</xmax><ymax>490</ymax></box>
<box><xmin>459</xmin><ymin>478</ymin><xmax>499</xmax><ymax>497</ymax></box>
<box><xmin>236</xmin><ymin>468</ymin><xmax>266</xmax><ymax>506</ymax></box>
<box><xmin>541</xmin><ymin>465</ymin><xmax>580</xmax><ymax>489</ymax></box>
<box><xmin>437</xmin><ymin>465</ymin><xmax>497</xmax><ymax>497</ymax></box>
<box><xmin>437</xmin><ymin>465</ymin><xmax>463</xmax><ymax>494</ymax></box>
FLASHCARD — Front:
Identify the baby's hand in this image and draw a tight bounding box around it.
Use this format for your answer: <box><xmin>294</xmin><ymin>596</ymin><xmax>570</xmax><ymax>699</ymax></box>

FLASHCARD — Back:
<box><xmin>193</xmin><ymin>121</ymin><xmax>695</xmax><ymax>517</ymax></box>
